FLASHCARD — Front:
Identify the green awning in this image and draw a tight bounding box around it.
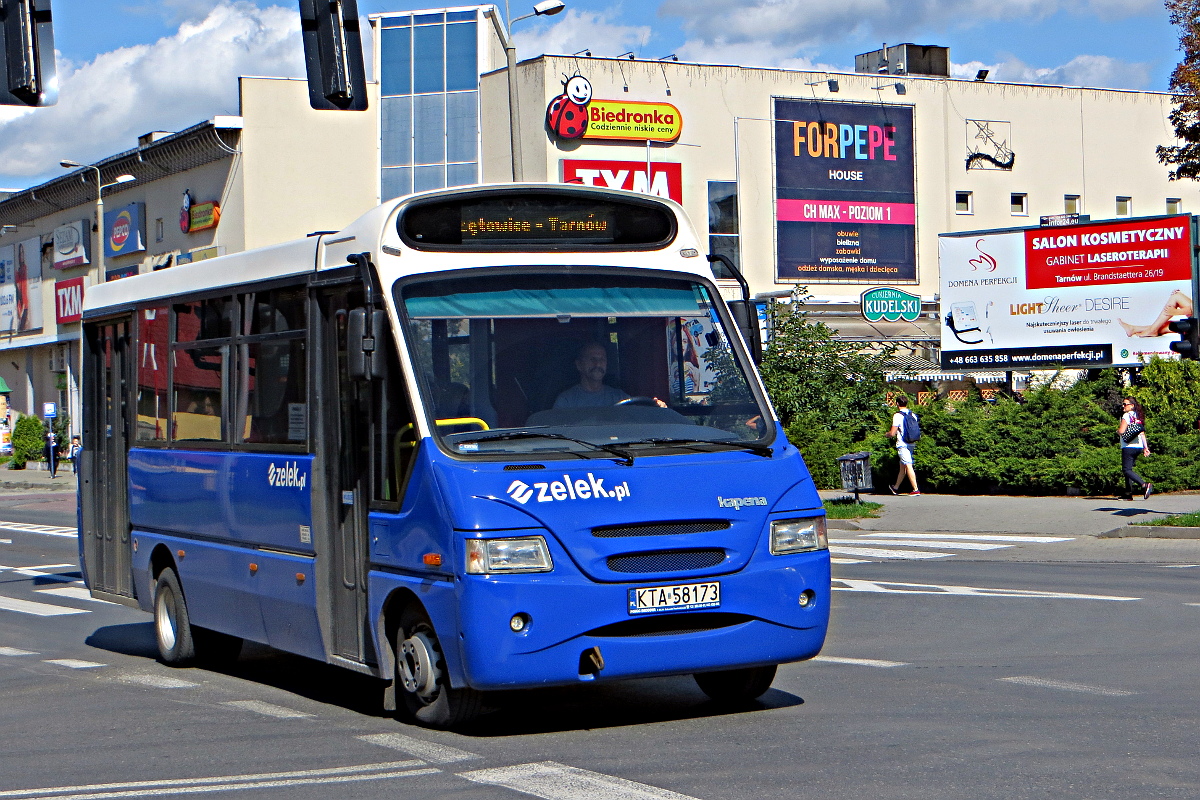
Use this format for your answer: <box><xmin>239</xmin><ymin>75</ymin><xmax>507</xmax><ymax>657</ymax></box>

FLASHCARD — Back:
<box><xmin>0</xmin><ymin>377</ymin><xmax>10</xmax><ymax>393</ymax></box>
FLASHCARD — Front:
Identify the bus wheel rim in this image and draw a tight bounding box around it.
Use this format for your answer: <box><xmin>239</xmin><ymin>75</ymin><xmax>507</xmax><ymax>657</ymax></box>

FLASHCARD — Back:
<box><xmin>156</xmin><ymin>588</ymin><xmax>177</xmax><ymax>651</ymax></box>
<box><xmin>399</xmin><ymin>631</ymin><xmax>439</xmax><ymax>701</ymax></box>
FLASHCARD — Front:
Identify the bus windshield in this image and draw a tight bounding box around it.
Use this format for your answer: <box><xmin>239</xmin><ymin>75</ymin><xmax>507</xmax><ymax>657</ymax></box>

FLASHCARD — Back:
<box><xmin>399</xmin><ymin>272</ymin><xmax>771</xmax><ymax>459</ymax></box>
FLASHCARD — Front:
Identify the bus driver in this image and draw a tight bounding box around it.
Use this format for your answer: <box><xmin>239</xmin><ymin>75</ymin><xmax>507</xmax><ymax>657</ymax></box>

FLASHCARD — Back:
<box><xmin>553</xmin><ymin>341</ymin><xmax>668</xmax><ymax>409</ymax></box>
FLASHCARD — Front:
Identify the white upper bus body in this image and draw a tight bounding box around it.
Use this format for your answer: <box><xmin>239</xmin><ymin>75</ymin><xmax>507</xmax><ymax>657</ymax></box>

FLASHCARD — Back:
<box><xmin>83</xmin><ymin>183</ymin><xmax>717</xmax><ymax>317</ymax></box>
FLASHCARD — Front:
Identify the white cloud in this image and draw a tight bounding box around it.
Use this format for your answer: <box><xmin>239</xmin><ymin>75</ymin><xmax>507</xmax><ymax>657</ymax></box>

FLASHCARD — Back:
<box><xmin>0</xmin><ymin>2</ymin><xmax>303</xmax><ymax>188</ymax></box>
<box><xmin>512</xmin><ymin>8</ymin><xmax>652</xmax><ymax>59</ymax></box>
<box><xmin>659</xmin><ymin>0</ymin><xmax>1162</xmax><ymax>58</ymax></box>
<box><xmin>952</xmin><ymin>55</ymin><xmax>1152</xmax><ymax>89</ymax></box>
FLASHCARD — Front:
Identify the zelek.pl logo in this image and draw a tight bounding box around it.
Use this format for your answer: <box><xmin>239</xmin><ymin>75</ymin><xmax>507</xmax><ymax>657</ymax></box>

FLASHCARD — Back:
<box><xmin>507</xmin><ymin>473</ymin><xmax>630</xmax><ymax>504</ymax></box>
<box><xmin>268</xmin><ymin>461</ymin><xmax>307</xmax><ymax>490</ymax></box>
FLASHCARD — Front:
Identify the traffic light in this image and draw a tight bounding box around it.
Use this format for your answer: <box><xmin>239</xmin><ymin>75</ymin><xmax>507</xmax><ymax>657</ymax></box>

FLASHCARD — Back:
<box><xmin>0</xmin><ymin>0</ymin><xmax>57</xmax><ymax>107</ymax></box>
<box><xmin>298</xmin><ymin>0</ymin><xmax>368</xmax><ymax>111</ymax></box>
<box><xmin>1168</xmin><ymin>316</ymin><xmax>1199</xmax><ymax>360</ymax></box>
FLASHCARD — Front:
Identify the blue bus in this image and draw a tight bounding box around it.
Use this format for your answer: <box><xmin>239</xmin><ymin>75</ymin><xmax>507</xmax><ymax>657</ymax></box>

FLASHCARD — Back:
<box><xmin>79</xmin><ymin>185</ymin><xmax>829</xmax><ymax>728</ymax></box>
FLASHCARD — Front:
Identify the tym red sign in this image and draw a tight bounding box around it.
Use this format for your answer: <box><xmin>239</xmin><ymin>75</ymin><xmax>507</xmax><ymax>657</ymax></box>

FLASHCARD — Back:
<box><xmin>55</xmin><ymin>277</ymin><xmax>84</xmax><ymax>324</ymax></box>
<box><xmin>1025</xmin><ymin>215</ymin><xmax>1192</xmax><ymax>290</ymax></box>
<box><xmin>561</xmin><ymin>160</ymin><xmax>683</xmax><ymax>204</ymax></box>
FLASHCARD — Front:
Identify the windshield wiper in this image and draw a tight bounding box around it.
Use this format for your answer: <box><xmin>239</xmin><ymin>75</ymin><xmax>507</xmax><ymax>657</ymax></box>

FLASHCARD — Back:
<box><xmin>461</xmin><ymin>431</ymin><xmax>636</xmax><ymax>465</ymax></box>
<box><xmin>616</xmin><ymin>437</ymin><xmax>774</xmax><ymax>459</ymax></box>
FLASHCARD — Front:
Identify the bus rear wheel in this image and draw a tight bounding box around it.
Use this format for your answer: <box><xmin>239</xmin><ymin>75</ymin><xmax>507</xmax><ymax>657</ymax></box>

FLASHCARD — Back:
<box><xmin>154</xmin><ymin>568</ymin><xmax>196</xmax><ymax>666</ymax></box>
<box><xmin>693</xmin><ymin>665</ymin><xmax>777</xmax><ymax>704</ymax></box>
<box><xmin>394</xmin><ymin>607</ymin><xmax>483</xmax><ymax>729</ymax></box>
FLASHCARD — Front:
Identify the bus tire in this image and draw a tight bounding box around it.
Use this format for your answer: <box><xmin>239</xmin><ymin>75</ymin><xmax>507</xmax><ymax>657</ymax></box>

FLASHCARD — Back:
<box><xmin>693</xmin><ymin>664</ymin><xmax>777</xmax><ymax>704</ymax></box>
<box><xmin>394</xmin><ymin>606</ymin><xmax>482</xmax><ymax>729</ymax></box>
<box><xmin>153</xmin><ymin>568</ymin><xmax>196</xmax><ymax>666</ymax></box>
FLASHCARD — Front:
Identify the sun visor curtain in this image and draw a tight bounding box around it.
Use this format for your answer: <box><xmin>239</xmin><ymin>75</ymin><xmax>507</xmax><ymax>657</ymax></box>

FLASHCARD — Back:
<box><xmin>403</xmin><ymin>283</ymin><xmax>708</xmax><ymax>319</ymax></box>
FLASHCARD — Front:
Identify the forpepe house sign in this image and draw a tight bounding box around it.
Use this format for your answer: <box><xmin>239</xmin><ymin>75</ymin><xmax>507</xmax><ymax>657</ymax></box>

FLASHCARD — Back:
<box><xmin>861</xmin><ymin>287</ymin><xmax>921</xmax><ymax>322</ymax></box>
<box><xmin>546</xmin><ymin>75</ymin><xmax>682</xmax><ymax>142</ymax></box>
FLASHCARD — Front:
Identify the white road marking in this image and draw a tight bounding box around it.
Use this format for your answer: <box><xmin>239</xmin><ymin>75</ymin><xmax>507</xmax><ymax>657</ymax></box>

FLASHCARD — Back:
<box><xmin>36</xmin><ymin>586</ymin><xmax>113</xmax><ymax>604</ymax></box>
<box><xmin>358</xmin><ymin>733</ymin><xmax>482</xmax><ymax>763</ymax></box>
<box><xmin>0</xmin><ymin>646</ymin><xmax>38</xmax><ymax>656</ymax></box>
<box><xmin>1185</xmin><ymin>603</ymin><xmax>1200</xmax><ymax>607</ymax></box>
<box><xmin>0</xmin><ymin>760</ymin><xmax>434</xmax><ymax>800</ymax></box>
<box><xmin>0</xmin><ymin>539</ymin><xmax>11</xmax><ymax>544</ymax></box>
<box><xmin>861</xmin><ymin>532</ymin><xmax>1073</xmax><ymax>543</ymax></box>
<box><xmin>813</xmin><ymin>655</ymin><xmax>908</xmax><ymax>668</ymax></box>
<box><xmin>0</xmin><ymin>563</ymin><xmax>76</xmax><ymax>579</ymax></box>
<box><xmin>0</xmin><ymin>522</ymin><xmax>78</xmax><ymax>538</ymax></box>
<box><xmin>830</xmin><ymin>557</ymin><xmax>869</xmax><ymax>564</ymax></box>
<box><xmin>44</xmin><ymin>659</ymin><xmax>105</xmax><ymax>669</ymax></box>
<box><xmin>833</xmin><ymin>579</ymin><xmax>1139</xmax><ymax>601</ymax></box>
<box><xmin>828</xmin><ymin>546</ymin><xmax>953</xmax><ymax>560</ymax></box>
<box><xmin>999</xmin><ymin>676</ymin><xmax>1135</xmax><ymax>697</ymax></box>
<box><xmin>0</xmin><ymin>595</ymin><xmax>89</xmax><ymax>617</ymax></box>
<box><xmin>120</xmin><ymin>674</ymin><xmax>199</xmax><ymax>690</ymax></box>
<box><xmin>1162</xmin><ymin>565</ymin><xmax>1200</xmax><ymax>569</ymax></box>
<box><xmin>221</xmin><ymin>699</ymin><xmax>313</xmax><ymax>719</ymax></box>
<box><xmin>831</xmin><ymin>537</ymin><xmax>1010</xmax><ymax>551</ymax></box>
<box><xmin>459</xmin><ymin>762</ymin><xmax>701</xmax><ymax>800</ymax></box>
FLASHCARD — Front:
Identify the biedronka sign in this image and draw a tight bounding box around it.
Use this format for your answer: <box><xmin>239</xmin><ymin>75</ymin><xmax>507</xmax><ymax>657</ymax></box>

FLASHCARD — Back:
<box><xmin>939</xmin><ymin>214</ymin><xmax>1194</xmax><ymax>370</ymax></box>
<box><xmin>546</xmin><ymin>75</ymin><xmax>681</xmax><ymax>143</ymax></box>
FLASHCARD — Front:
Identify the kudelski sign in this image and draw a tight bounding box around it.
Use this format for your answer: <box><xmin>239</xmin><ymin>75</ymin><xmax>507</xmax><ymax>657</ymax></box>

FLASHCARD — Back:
<box><xmin>861</xmin><ymin>286</ymin><xmax>921</xmax><ymax>322</ymax></box>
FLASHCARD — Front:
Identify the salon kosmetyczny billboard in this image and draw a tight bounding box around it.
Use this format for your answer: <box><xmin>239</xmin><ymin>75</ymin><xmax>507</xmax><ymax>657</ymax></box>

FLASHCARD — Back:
<box><xmin>773</xmin><ymin>98</ymin><xmax>916</xmax><ymax>283</ymax></box>
<box><xmin>939</xmin><ymin>214</ymin><xmax>1194</xmax><ymax>370</ymax></box>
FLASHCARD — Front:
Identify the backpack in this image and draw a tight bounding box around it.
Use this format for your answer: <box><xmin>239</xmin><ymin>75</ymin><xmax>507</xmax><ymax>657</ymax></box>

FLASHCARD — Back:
<box><xmin>901</xmin><ymin>410</ymin><xmax>921</xmax><ymax>444</ymax></box>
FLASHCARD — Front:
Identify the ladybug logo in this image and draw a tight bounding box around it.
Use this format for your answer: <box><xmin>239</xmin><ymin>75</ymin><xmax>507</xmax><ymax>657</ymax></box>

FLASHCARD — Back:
<box><xmin>547</xmin><ymin>75</ymin><xmax>592</xmax><ymax>139</ymax></box>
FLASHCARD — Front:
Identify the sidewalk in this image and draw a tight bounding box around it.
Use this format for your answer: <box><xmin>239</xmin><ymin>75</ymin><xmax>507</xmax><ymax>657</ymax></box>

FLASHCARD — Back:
<box><xmin>0</xmin><ymin>465</ymin><xmax>78</xmax><ymax>492</ymax></box>
<box><xmin>819</xmin><ymin>488</ymin><xmax>1200</xmax><ymax>538</ymax></box>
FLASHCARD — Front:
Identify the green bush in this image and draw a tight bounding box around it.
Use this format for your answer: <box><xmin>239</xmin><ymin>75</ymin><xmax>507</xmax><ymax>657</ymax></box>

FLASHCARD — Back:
<box><xmin>10</xmin><ymin>414</ymin><xmax>46</xmax><ymax>470</ymax></box>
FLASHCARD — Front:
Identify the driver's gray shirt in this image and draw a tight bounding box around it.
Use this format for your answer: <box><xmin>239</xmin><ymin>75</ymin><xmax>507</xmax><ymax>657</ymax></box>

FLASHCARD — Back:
<box><xmin>553</xmin><ymin>384</ymin><xmax>630</xmax><ymax>408</ymax></box>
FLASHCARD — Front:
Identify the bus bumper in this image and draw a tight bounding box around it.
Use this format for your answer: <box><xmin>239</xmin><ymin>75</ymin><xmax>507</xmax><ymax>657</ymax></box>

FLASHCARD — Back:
<box><xmin>455</xmin><ymin>553</ymin><xmax>830</xmax><ymax>691</ymax></box>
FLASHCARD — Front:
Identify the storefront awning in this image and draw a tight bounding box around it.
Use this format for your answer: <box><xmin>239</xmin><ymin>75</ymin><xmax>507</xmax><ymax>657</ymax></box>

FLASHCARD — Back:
<box><xmin>822</xmin><ymin>317</ymin><xmax>941</xmax><ymax>343</ymax></box>
<box><xmin>0</xmin><ymin>377</ymin><xmax>9</xmax><ymax>393</ymax></box>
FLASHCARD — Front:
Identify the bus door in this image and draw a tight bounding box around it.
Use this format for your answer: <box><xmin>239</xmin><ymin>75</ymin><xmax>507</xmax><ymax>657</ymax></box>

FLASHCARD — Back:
<box><xmin>80</xmin><ymin>318</ymin><xmax>134</xmax><ymax>599</ymax></box>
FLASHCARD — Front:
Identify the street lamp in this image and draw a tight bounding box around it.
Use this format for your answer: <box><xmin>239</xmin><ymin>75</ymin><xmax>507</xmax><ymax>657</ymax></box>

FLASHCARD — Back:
<box><xmin>59</xmin><ymin>160</ymin><xmax>136</xmax><ymax>275</ymax></box>
<box><xmin>490</xmin><ymin>0</ymin><xmax>566</xmax><ymax>181</ymax></box>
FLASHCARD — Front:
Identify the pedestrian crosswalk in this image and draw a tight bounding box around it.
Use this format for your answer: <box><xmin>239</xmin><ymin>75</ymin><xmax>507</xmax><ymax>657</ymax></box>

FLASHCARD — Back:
<box><xmin>829</xmin><ymin>531</ymin><xmax>1074</xmax><ymax>564</ymax></box>
<box><xmin>0</xmin><ymin>521</ymin><xmax>78</xmax><ymax>538</ymax></box>
<box><xmin>0</xmin><ymin>561</ymin><xmax>108</xmax><ymax>618</ymax></box>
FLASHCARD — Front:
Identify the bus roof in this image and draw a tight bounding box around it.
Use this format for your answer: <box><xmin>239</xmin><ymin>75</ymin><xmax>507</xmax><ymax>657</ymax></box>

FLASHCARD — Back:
<box><xmin>84</xmin><ymin>184</ymin><xmax>713</xmax><ymax>316</ymax></box>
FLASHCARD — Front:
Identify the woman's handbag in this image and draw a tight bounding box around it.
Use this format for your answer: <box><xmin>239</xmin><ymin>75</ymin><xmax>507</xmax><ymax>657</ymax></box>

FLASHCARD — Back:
<box><xmin>1121</xmin><ymin>421</ymin><xmax>1145</xmax><ymax>444</ymax></box>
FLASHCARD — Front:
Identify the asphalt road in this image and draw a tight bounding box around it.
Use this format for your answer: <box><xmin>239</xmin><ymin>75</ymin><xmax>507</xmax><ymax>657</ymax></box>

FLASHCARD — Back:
<box><xmin>2</xmin><ymin>492</ymin><xmax>1199</xmax><ymax>800</ymax></box>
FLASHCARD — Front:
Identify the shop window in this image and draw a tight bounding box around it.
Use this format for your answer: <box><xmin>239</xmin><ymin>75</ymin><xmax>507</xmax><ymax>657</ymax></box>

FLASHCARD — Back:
<box><xmin>1116</xmin><ymin>196</ymin><xmax>1132</xmax><ymax>217</ymax></box>
<box><xmin>708</xmin><ymin>181</ymin><xmax>740</xmax><ymax>271</ymax></box>
<box><xmin>1010</xmin><ymin>193</ymin><xmax>1027</xmax><ymax>216</ymax></box>
<box><xmin>1064</xmin><ymin>195</ymin><xmax>1080</xmax><ymax>214</ymax></box>
<box><xmin>955</xmin><ymin>191</ymin><xmax>973</xmax><ymax>214</ymax></box>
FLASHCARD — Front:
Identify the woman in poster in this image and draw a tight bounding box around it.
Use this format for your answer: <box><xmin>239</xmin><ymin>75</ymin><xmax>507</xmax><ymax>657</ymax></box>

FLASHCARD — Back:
<box><xmin>15</xmin><ymin>240</ymin><xmax>29</xmax><ymax>332</ymax></box>
<box><xmin>1119</xmin><ymin>290</ymin><xmax>1193</xmax><ymax>338</ymax></box>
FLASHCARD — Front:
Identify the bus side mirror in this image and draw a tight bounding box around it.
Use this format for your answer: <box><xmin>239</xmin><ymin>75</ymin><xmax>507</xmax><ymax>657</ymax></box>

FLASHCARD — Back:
<box><xmin>347</xmin><ymin>308</ymin><xmax>387</xmax><ymax>380</ymax></box>
<box><xmin>727</xmin><ymin>300</ymin><xmax>763</xmax><ymax>365</ymax></box>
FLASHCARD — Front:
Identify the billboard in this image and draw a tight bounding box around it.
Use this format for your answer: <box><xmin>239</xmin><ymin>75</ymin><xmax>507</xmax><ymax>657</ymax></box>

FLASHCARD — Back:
<box><xmin>774</xmin><ymin>98</ymin><xmax>916</xmax><ymax>283</ymax></box>
<box><xmin>55</xmin><ymin>277</ymin><xmax>85</xmax><ymax>324</ymax></box>
<box><xmin>0</xmin><ymin>237</ymin><xmax>44</xmax><ymax>333</ymax></box>
<box><xmin>939</xmin><ymin>215</ymin><xmax>1194</xmax><ymax>370</ymax></box>
<box><xmin>52</xmin><ymin>220</ymin><xmax>91</xmax><ymax>269</ymax></box>
<box><xmin>561</xmin><ymin>160</ymin><xmax>683</xmax><ymax>203</ymax></box>
<box><xmin>105</xmin><ymin>202</ymin><xmax>147</xmax><ymax>257</ymax></box>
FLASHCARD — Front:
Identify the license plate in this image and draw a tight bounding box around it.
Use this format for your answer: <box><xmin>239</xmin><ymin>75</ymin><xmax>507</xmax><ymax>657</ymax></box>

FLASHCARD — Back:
<box><xmin>627</xmin><ymin>581</ymin><xmax>720</xmax><ymax>615</ymax></box>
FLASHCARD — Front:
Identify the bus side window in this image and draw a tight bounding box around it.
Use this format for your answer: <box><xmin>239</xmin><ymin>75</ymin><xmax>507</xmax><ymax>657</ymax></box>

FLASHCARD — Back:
<box><xmin>374</xmin><ymin>332</ymin><xmax>415</xmax><ymax>506</ymax></box>
<box><xmin>136</xmin><ymin>306</ymin><xmax>170</xmax><ymax>441</ymax></box>
<box><xmin>239</xmin><ymin>338</ymin><xmax>308</xmax><ymax>445</ymax></box>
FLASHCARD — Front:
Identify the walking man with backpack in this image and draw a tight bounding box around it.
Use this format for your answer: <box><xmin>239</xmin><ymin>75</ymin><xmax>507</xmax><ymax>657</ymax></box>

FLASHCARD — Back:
<box><xmin>887</xmin><ymin>396</ymin><xmax>921</xmax><ymax>496</ymax></box>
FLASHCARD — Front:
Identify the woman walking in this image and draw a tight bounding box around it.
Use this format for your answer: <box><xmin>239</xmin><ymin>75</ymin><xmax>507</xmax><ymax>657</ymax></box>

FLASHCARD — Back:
<box><xmin>1118</xmin><ymin>397</ymin><xmax>1152</xmax><ymax>500</ymax></box>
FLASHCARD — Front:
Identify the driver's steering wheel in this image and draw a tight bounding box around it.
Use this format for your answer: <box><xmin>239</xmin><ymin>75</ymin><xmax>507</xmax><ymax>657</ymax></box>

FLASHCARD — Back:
<box><xmin>615</xmin><ymin>396</ymin><xmax>658</xmax><ymax>407</ymax></box>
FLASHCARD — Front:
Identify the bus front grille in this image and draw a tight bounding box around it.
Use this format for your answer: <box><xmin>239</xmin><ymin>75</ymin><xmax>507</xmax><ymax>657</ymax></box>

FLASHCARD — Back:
<box><xmin>606</xmin><ymin>548</ymin><xmax>726</xmax><ymax>573</ymax></box>
<box><xmin>587</xmin><ymin>612</ymin><xmax>753</xmax><ymax>638</ymax></box>
<box><xmin>592</xmin><ymin>520</ymin><xmax>729</xmax><ymax>538</ymax></box>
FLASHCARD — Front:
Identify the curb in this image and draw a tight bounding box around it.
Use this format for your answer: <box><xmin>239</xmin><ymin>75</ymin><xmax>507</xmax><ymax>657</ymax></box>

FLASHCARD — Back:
<box><xmin>0</xmin><ymin>479</ymin><xmax>76</xmax><ymax>491</ymax></box>
<box><xmin>1099</xmin><ymin>525</ymin><xmax>1200</xmax><ymax>539</ymax></box>
<box><xmin>826</xmin><ymin>519</ymin><xmax>864</xmax><ymax>530</ymax></box>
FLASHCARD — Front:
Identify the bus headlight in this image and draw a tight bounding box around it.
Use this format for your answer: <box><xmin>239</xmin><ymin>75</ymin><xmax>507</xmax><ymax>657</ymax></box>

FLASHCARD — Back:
<box><xmin>770</xmin><ymin>517</ymin><xmax>828</xmax><ymax>555</ymax></box>
<box><xmin>465</xmin><ymin>537</ymin><xmax>554</xmax><ymax>574</ymax></box>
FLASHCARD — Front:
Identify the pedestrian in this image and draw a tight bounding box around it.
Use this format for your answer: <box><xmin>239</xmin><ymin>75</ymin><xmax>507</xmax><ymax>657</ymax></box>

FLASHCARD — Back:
<box><xmin>1118</xmin><ymin>397</ymin><xmax>1152</xmax><ymax>500</ymax></box>
<box><xmin>44</xmin><ymin>428</ymin><xmax>58</xmax><ymax>479</ymax></box>
<box><xmin>887</xmin><ymin>396</ymin><xmax>920</xmax><ymax>496</ymax></box>
<box><xmin>69</xmin><ymin>435</ymin><xmax>82</xmax><ymax>475</ymax></box>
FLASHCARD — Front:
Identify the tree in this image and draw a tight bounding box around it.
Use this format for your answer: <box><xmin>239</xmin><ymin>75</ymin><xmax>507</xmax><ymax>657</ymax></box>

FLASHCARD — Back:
<box><xmin>1158</xmin><ymin>0</ymin><xmax>1200</xmax><ymax>180</ymax></box>
<box><xmin>10</xmin><ymin>414</ymin><xmax>46</xmax><ymax>469</ymax></box>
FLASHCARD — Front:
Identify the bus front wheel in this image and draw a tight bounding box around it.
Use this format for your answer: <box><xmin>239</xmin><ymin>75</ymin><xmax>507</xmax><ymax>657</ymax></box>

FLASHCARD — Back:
<box><xmin>693</xmin><ymin>665</ymin><xmax>777</xmax><ymax>704</ymax></box>
<box><xmin>394</xmin><ymin>607</ymin><xmax>482</xmax><ymax>729</ymax></box>
<box><xmin>154</xmin><ymin>568</ymin><xmax>196</xmax><ymax>666</ymax></box>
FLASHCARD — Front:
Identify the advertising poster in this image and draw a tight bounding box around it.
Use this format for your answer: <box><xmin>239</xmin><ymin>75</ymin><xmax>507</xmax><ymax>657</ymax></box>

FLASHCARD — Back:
<box><xmin>0</xmin><ymin>245</ymin><xmax>14</xmax><ymax>333</ymax></box>
<box><xmin>52</xmin><ymin>219</ymin><xmax>91</xmax><ymax>269</ymax></box>
<box><xmin>13</xmin><ymin>235</ymin><xmax>43</xmax><ymax>333</ymax></box>
<box><xmin>561</xmin><ymin>160</ymin><xmax>683</xmax><ymax>203</ymax></box>
<box><xmin>939</xmin><ymin>215</ymin><xmax>1194</xmax><ymax>370</ymax></box>
<box><xmin>105</xmin><ymin>202</ymin><xmax>147</xmax><ymax>257</ymax></box>
<box><xmin>774</xmin><ymin>98</ymin><xmax>916</xmax><ymax>283</ymax></box>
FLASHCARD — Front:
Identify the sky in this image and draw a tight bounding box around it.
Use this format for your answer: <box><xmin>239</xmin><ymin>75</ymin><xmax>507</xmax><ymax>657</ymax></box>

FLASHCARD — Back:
<box><xmin>0</xmin><ymin>0</ymin><xmax>1184</xmax><ymax>190</ymax></box>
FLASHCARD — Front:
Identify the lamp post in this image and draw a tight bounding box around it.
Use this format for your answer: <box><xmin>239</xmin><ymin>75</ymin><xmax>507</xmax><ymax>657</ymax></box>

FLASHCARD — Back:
<box><xmin>489</xmin><ymin>0</ymin><xmax>565</xmax><ymax>181</ymax></box>
<box><xmin>59</xmin><ymin>160</ymin><xmax>136</xmax><ymax>276</ymax></box>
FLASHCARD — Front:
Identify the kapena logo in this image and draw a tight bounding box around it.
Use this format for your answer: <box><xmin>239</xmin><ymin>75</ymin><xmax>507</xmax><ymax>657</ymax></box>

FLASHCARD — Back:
<box><xmin>506</xmin><ymin>473</ymin><xmax>630</xmax><ymax>505</ymax></box>
<box><xmin>268</xmin><ymin>461</ymin><xmax>307</xmax><ymax>490</ymax></box>
<box><xmin>718</xmin><ymin>496</ymin><xmax>768</xmax><ymax>510</ymax></box>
